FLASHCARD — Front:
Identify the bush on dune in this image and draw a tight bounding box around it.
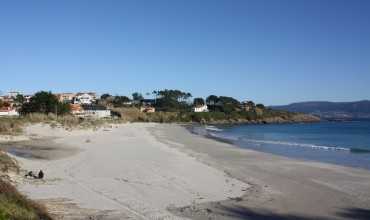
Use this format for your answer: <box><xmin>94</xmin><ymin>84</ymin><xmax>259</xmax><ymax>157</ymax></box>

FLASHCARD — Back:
<box><xmin>0</xmin><ymin>152</ymin><xmax>52</xmax><ymax>220</ymax></box>
<box><xmin>0</xmin><ymin>179</ymin><xmax>53</xmax><ymax>220</ymax></box>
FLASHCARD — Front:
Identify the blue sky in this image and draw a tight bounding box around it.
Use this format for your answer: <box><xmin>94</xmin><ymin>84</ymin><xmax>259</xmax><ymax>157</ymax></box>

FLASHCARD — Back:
<box><xmin>1</xmin><ymin>0</ymin><xmax>369</xmax><ymax>105</ymax></box>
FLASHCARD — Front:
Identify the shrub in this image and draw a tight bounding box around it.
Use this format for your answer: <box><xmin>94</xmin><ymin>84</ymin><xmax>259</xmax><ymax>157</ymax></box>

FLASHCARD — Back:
<box><xmin>0</xmin><ymin>179</ymin><xmax>53</xmax><ymax>220</ymax></box>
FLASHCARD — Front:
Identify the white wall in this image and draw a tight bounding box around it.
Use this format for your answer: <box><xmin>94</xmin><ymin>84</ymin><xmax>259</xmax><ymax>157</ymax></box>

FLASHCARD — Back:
<box><xmin>80</xmin><ymin>110</ymin><xmax>111</xmax><ymax>118</ymax></box>
<box><xmin>0</xmin><ymin>109</ymin><xmax>19</xmax><ymax>117</ymax></box>
<box><xmin>193</xmin><ymin>105</ymin><xmax>209</xmax><ymax>112</ymax></box>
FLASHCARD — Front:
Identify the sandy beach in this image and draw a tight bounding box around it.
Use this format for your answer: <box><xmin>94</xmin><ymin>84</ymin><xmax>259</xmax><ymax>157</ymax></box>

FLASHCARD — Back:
<box><xmin>4</xmin><ymin>123</ymin><xmax>370</xmax><ymax>220</ymax></box>
<box><xmin>6</xmin><ymin>123</ymin><xmax>248</xmax><ymax>220</ymax></box>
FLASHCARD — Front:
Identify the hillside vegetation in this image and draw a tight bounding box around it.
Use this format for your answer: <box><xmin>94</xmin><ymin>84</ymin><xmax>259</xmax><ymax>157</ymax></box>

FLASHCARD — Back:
<box><xmin>112</xmin><ymin>107</ymin><xmax>319</xmax><ymax>124</ymax></box>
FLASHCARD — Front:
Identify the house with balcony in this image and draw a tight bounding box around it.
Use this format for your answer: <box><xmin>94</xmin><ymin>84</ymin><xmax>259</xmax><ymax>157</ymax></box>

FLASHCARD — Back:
<box><xmin>73</xmin><ymin>93</ymin><xmax>97</xmax><ymax>105</ymax></box>
<box><xmin>57</xmin><ymin>93</ymin><xmax>76</xmax><ymax>103</ymax></box>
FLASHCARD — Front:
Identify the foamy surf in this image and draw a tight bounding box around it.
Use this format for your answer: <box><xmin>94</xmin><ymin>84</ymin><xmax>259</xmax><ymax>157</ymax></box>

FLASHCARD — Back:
<box><xmin>205</xmin><ymin>126</ymin><xmax>223</xmax><ymax>132</ymax></box>
<box><xmin>239</xmin><ymin>138</ymin><xmax>350</xmax><ymax>151</ymax></box>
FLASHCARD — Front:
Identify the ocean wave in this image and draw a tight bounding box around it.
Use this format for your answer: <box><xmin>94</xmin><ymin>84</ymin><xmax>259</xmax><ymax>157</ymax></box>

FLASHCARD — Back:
<box><xmin>239</xmin><ymin>138</ymin><xmax>351</xmax><ymax>151</ymax></box>
<box><xmin>207</xmin><ymin>132</ymin><xmax>239</xmax><ymax>141</ymax></box>
<box><xmin>205</xmin><ymin>126</ymin><xmax>224</xmax><ymax>132</ymax></box>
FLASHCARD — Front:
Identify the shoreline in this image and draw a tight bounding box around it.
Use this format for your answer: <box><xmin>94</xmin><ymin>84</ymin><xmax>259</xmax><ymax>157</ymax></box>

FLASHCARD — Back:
<box><xmin>151</xmin><ymin>124</ymin><xmax>370</xmax><ymax>220</ymax></box>
<box><xmin>189</xmin><ymin>122</ymin><xmax>370</xmax><ymax>171</ymax></box>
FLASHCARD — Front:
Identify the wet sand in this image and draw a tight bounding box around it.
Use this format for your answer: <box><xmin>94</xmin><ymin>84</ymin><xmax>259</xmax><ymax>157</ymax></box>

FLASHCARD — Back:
<box><xmin>151</xmin><ymin>124</ymin><xmax>370</xmax><ymax>220</ymax></box>
<box><xmin>0</xmin><ymin>138</ymin><xmax>79</xmax><ymax>160</ymax></box>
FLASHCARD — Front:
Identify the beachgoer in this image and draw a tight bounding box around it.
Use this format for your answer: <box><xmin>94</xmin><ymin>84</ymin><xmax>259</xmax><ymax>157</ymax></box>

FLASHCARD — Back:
<box><xmin>25</xmin><ymin>171</ymin><xmax>33</xmax><ymax>178</ymax></box>
<box><xmin>38</xmin><ymin>170</ymin><xmax>44</xmax><ymax>179</ymax></box>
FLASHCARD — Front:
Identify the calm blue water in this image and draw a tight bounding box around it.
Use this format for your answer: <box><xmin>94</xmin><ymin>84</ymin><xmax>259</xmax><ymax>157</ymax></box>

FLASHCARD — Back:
<box><xmin>193</xmin><ymin>120</ymin><xmax>370</xmax><ymax>170</ymax></box>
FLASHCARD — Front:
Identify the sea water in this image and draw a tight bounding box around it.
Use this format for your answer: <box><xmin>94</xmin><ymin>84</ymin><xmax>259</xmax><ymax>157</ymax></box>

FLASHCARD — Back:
<box><xmin>192</xmin><ymin>120</ymin><xmax>370</xmax><ymax>170</ymax></box>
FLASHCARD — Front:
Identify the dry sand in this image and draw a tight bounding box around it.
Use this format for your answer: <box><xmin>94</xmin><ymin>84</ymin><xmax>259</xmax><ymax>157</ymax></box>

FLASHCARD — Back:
<box><xmin>8</xmin><ymin>123</ymin><xmax>248</xmax><ymax>220</ymax></box>
<box><xmin>4</xmin><ymin>123</ymin><xmax>370</xmax><ymax>220</ymax></box>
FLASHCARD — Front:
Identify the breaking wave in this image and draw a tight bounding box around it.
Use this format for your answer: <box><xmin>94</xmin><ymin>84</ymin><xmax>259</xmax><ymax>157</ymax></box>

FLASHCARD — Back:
<box><xmin>238</xmin><ymin>138</ymin><xmax>352</xmax><ymax>151</ymax></box>
<box><xmin>205</xmin><ymin>126</ymin><xmax>224</xmax><ymax>132</ymax></box>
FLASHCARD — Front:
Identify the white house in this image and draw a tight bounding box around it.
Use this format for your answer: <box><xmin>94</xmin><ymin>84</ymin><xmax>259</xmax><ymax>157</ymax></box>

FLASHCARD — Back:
<box><xmin>73</xmin><ymin>93</ymin><xmax>96</xmax><ymax>105</ymax></box>
<box><xmin>56</xmin><ymin>93</ymin><xmax>75</xmax><ymax>103</ymax></box>
<box><xmin>0</xmin><ymin>107</ymin><xmax>19</xmax><ymax>117</ymax></box>
<box><xmin>8</xmin><ymin>91</ymin><xmax>20</xmax><ymax>98</ymax></box>
<box><xmin>192</xmin><ymin>105</ymin><xmax>209</xmax><ymax>113</ymax></box>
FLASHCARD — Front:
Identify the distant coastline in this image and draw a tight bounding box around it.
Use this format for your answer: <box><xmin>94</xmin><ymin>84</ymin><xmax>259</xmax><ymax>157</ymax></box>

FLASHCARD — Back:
<box><xmin>272</xmin><ymin>100</ymin><xmax>370</xmax><ymax>120</ymax></box>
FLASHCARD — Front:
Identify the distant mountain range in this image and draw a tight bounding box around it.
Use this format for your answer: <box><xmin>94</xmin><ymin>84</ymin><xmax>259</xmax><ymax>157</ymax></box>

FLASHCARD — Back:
<box><xmin>272</xmin><ymin>100</ymin><xmax>370</xmax><ymax>119</ymax></box>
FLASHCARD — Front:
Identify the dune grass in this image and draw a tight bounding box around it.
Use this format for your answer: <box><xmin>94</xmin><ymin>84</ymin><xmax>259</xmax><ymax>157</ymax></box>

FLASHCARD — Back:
<box><xmin>0</xmin><ymin>152</ymin><xmax>19</xmax><ymax>174</ymax></box>
<box><xmin>0</xmin><ymin>152</ymin><xmax>52</xmax><ymax>220</ymax></box>
<box><xmin>0</xmin><ymin>113</ymin><xmax>117</xmax><ymax>135</ymax></box>
<box><xmin>0</xmin><ymin>178</ymin><xmax>53</xmax><ymax>220</ymax></box>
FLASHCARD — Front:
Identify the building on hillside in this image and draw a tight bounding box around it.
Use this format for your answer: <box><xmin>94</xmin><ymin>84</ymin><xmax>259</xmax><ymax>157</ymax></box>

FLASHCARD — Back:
<box><xmin>0</xmin><ymin>107</ymin><xmax>19</xmax><ymax>117</ymax></box>
<box><xmin>140</xmin><ymin>106</ymin><xmax>155</xmax><ymax>113</ymax></box>
<box><xmin>122</xmin><ymin>101</ymin><xmax>133</xmax><ymax>106</ymax></box>
<box><xmin>57</xmin><ymin>93</ymin><xmax>76</xmax><ymax>103</ymax></box>
<box><xmin>0</xmin><ymin>91</ymin><xmax>24</xmax><ymax>105</ymax></box>
<box><xmin>140</xmin><ymin>99</ymin><xmax>156</xmax><ymax>106</ymax></box>
<box><xmin>0</xmin><ymin>97</ymin><xmax>14</xmax><ymax>107</ymax></box>
<box><xmin>73</xmin><ymin>93</ymin><xmax>96</xmax><ymax>105</ymax></box>
<box><xmin>70</xmin><ymin>104</ymin><xmax>84</xmax><ymax>115</ymax></box>
<box><xmin>139</xmin><ymin>99</ymin><xmax>156</xmax><ymax>113</ymax></box>
<box><xmin>241</xmin><ymin>101</ymin><xmax>255</xmax><ymax>111</ymax></box>
<box><xmin>192</xmin><ymin>105</ymin><xmax>209</xmax><ymax>113</ymax></box>
<box><xmin>8</xmin><ymin>91</ymin><xmax>20</xmax><ymax>98</ymax></box>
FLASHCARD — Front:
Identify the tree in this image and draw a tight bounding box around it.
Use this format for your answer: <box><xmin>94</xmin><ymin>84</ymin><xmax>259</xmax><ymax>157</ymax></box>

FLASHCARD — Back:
<box><xmin>206</xmin><ymin>95</ymin><xmax>219</xmax><ymax>105</ymax></box>
<box><xmin>206</xmin><ymin>95</ymin><xmax>240</xmax><ymax>113</ymax></box>
<box><xmin>132</xmin><ymin>92</ymin><xmax>144</xmax><ymax>101</ymax></box>
<box><xmin>218</xmin><ymin>96</ymin><xmax>240</xmax><ymax>114</ymax></box>
<box><xmin>113</xmin><ymin>96</ymin><xmax>131</xmax><ymax>106</ymax></box>
<box><xmin>20</xmin><ymin>91</ymin><xmax>70</xmax><ymax>115</ymax></box>
<box><xmin>206</xmin><ymin>95</ymin><xmax>219</xmax><ymax>111</ymax></box>
<box><xmin>13</xmin><ymin>94</ymin><xmax>25</xmax><ymax>107</ymax></box>
<box><xmin>246</xmin><ymin>101</ymin><xmax>255</xmax><ymax>108</ymax></box>
<box><xmin>15</xmin><ymin>94</ymin><xmax>25</xmax><ymax>103</ymax></box>
<box><xmin>256</xmin><ymin>104</ymin><xmax>265</xmax><ymax>109</ymax></box>
<box><xmin>155</xmin><ymin>89</ymin><xmax>192</xmax><ymax>111</ymax></box>
<box><xmin>193</xmin><ymin>98</ymin><xmax>205</xmax><ymax>106</ymax></box>
<box><xmin>100</xmin><ymin>93</ymin><xmax>111</xmax><ymax>100</ymax></box>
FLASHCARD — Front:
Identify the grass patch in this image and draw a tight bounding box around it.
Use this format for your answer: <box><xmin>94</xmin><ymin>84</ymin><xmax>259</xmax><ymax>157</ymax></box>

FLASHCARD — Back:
<box><xmin>0</xmin><ymin>152</ymin><xmax>19</xmax><ymax>173</ymax></box>
<box><xmin>0</xmin><ymin>151</ymin><xmax>52</xmax><ymax>220</ymax></box>
<box><xmin>0</xmin><ymin>113</ymin><xmax>117</xmax><ymax>135</ymax></box>
<box><xmin>0</xmin><ymin>117</ymin><xmax>24</xmax><ymax>135</ymax></box>
<box><xmin>0</xmin><ymin>178</ymin><xmax>52</xmax><ymax>220</ymax></box>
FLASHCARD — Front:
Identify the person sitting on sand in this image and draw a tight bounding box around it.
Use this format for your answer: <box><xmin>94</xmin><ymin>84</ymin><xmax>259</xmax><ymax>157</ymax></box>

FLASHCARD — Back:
<box><xmin>38</xmin><ymin>170</ymin><xmax>44</xmax><ymax>179</ymax></box>
<box><xmin>25</xmin><ymin>171</ymin><xmax>34</xmax><ymax>178</ymax></box>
